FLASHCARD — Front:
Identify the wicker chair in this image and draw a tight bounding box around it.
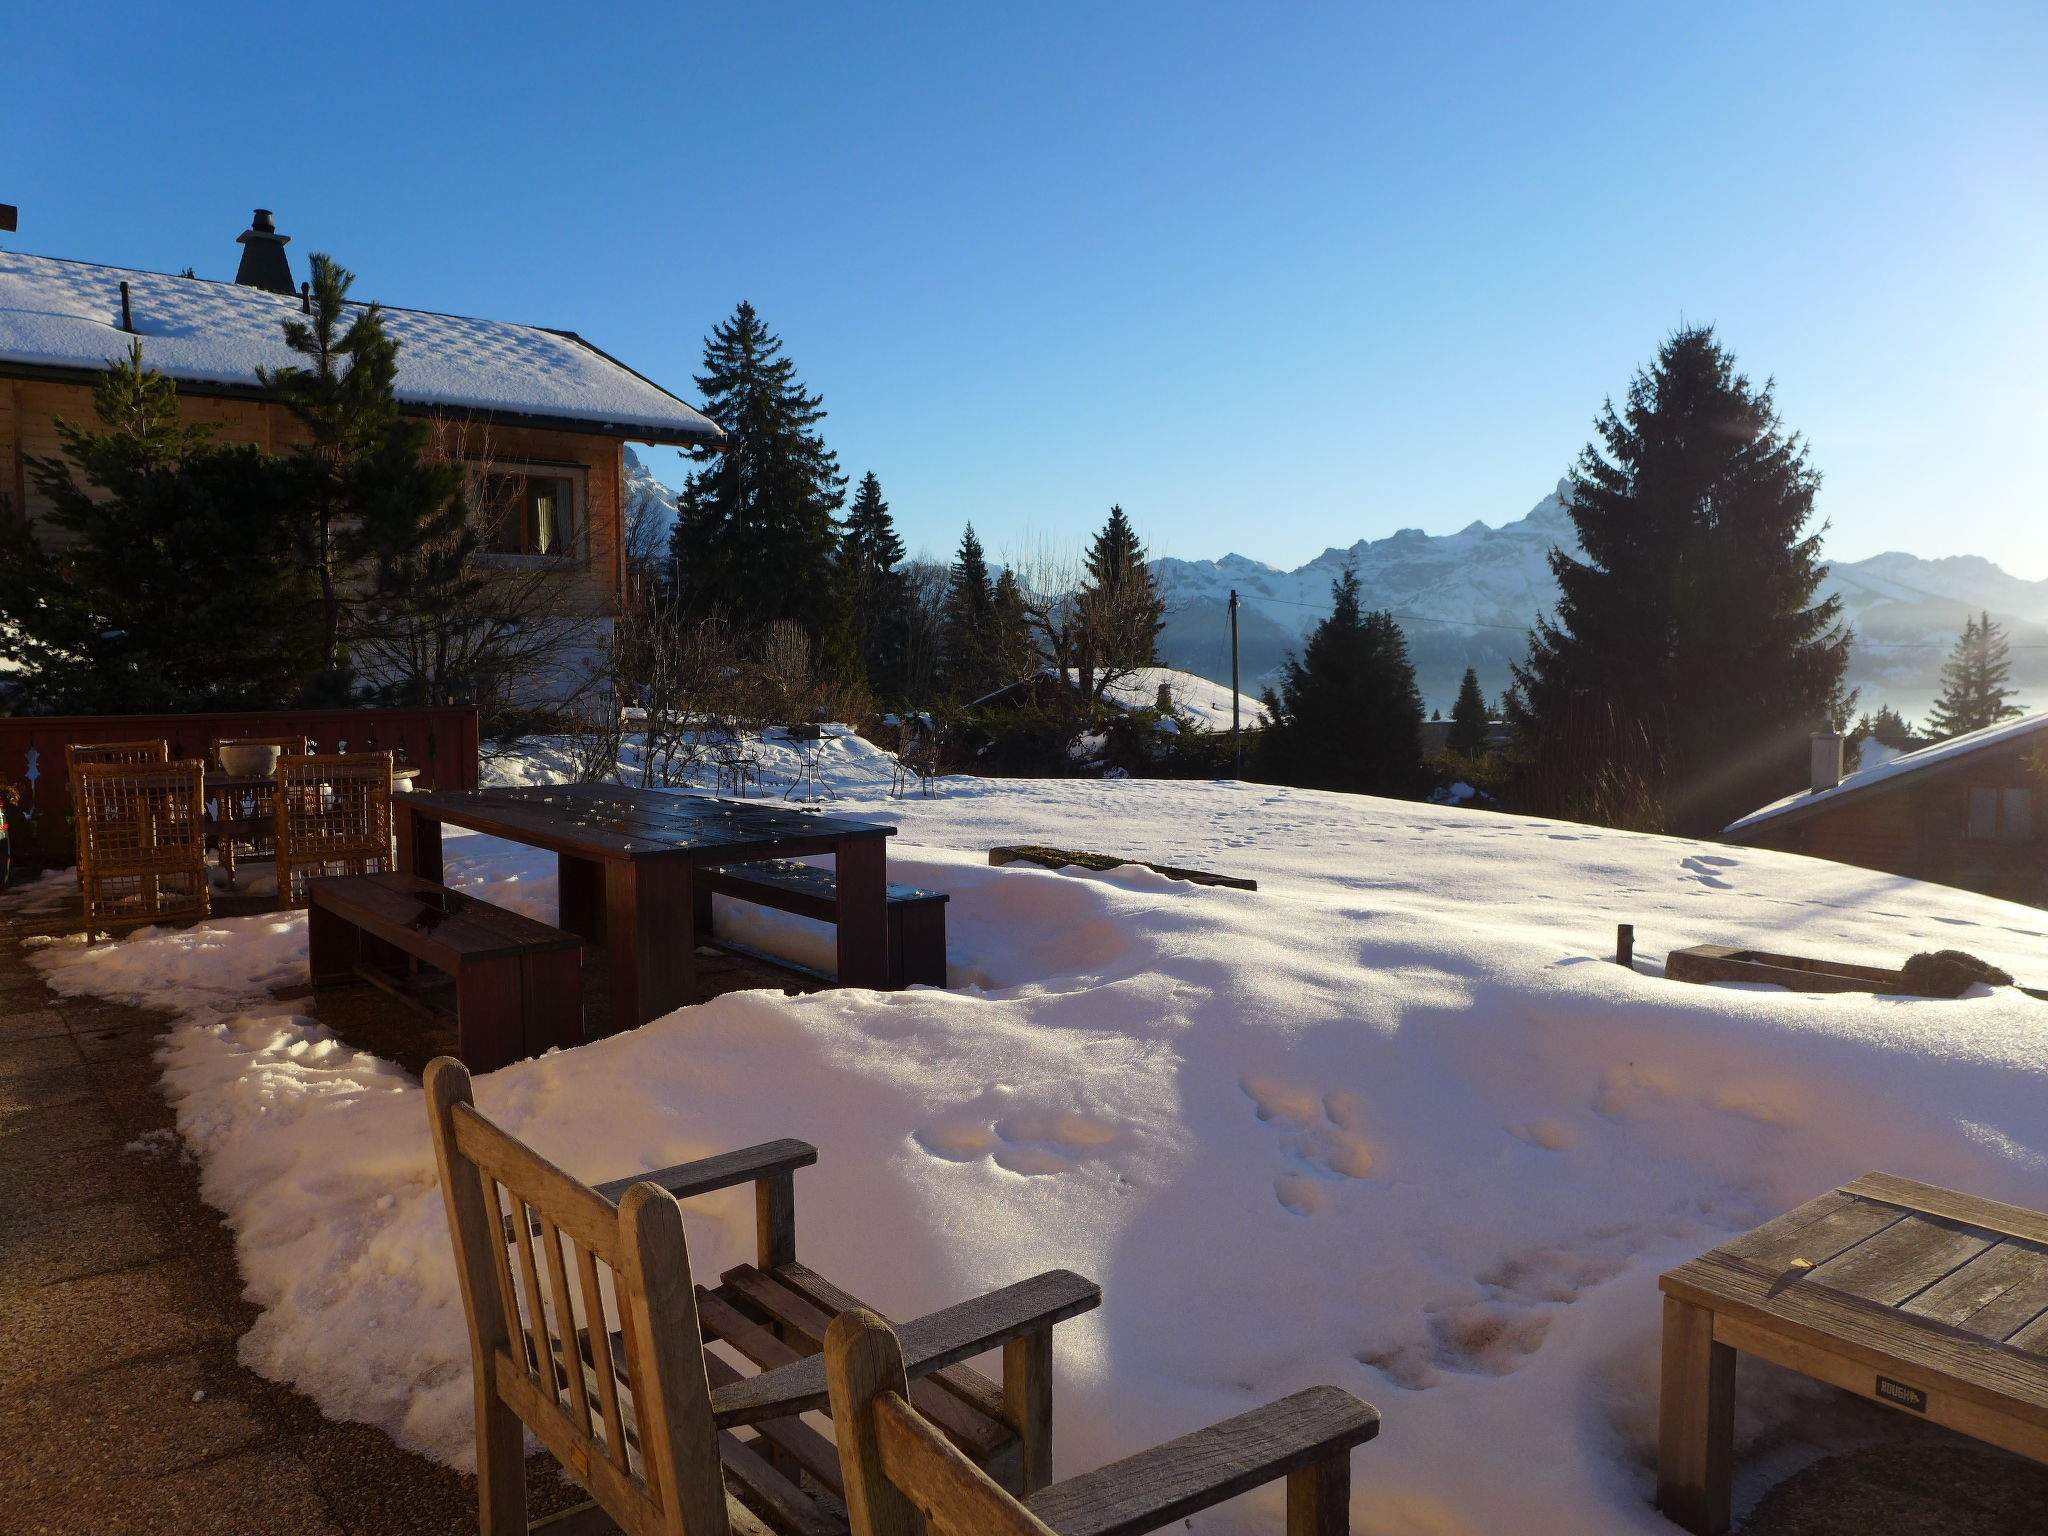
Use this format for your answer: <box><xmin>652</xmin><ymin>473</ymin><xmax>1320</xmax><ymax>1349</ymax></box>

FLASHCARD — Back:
<box><xmin>208</xmin><ymin>736</ymin><xmax>313</xmax><ymax>886</ymax></box>
<box><xmin>275</xmin><ymin>753</ymin><xmax>394</xmax><ymax>908</ymax></box>
<box><xmin>73</xmin><ymin>759</ymin><xmax>210</xmax><ymax>935</ymax></box>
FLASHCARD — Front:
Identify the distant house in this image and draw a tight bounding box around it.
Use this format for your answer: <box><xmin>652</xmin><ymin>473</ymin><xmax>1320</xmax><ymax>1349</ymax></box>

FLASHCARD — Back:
<box><xmin>1418</xmin><ymin>717</ymin><xmax>1513</xmax><ymax>755</ymax></box>
<box><xmin>0</xmin><ymin>211</ymin><xmax>721</xmax><ymax>624</ymax></box>
<box><xmin>1724</xmin><ymin>715</ymin><xmax>2048</xmax><ymax>904</ymax></box>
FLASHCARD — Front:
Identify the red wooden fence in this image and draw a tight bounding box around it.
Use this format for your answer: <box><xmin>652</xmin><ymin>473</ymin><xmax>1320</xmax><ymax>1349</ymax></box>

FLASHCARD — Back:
<box><xmin>0</xmin><ymin>705</ymin><xmax>480</xmax><ymax>869</ymax></box>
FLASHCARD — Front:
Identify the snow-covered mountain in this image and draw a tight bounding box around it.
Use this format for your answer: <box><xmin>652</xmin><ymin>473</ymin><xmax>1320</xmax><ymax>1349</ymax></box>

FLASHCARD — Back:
<box><xmin>627</xmin><ymin>451</ymin><xmax>2046</xmax><ymax>721</ymax></box>
<box><xmin>622</xmin><ymin>447</ymin><xmax>679</xmax><ymax>564</ymax></box>
<box><xmin>1154</xmin><ymin>486</ymin><xmax>2048</xmax><ymax>719</ymax></box>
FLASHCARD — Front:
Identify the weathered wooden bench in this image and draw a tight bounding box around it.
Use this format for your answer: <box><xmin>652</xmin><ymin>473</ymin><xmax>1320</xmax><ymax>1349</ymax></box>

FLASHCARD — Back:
<box><xmin>988</xmin><ymin>844</ymin><xmax>1258</xmax><ymax>891</ymax></box>
<box><xmin>307</xmin><ymin>871</ymin><xmax>583</xmax><ymax>1072</ymax></box>
<box><xmin>1658</xmin><ymin>1172</ymin><xmax>2048</xmax><ymax>1535</ymax></box>
<box><xmin>696</xmin><ymin>859</ymin><xmax>948</xmax><ymax>988</ymax></box>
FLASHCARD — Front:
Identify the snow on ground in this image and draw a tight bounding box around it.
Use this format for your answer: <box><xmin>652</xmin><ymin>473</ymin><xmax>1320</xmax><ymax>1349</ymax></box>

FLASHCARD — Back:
<box><xmin>22</xmin><ymin>741</ymin><xmax>2048</xmax><ymax>1536</ymax></box>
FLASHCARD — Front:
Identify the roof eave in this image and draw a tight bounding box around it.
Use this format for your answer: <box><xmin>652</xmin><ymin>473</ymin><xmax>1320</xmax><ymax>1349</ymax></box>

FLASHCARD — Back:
<box><xmin>1724</xmin><ymin>720</ymin><xmax>2048</xmax><ymax>840</ymax></box>
<box><xmin>0</xmin><ymin>358</ymin><xmax>723</xmax><ymax>447</ymax></box>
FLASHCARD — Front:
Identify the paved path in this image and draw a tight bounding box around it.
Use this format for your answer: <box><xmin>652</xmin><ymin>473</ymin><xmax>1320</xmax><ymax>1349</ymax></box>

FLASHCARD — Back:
<box><xmin>0</xmin><ymin>916</ymin><xmax>579</xmax><ymax>1535</ymax></box>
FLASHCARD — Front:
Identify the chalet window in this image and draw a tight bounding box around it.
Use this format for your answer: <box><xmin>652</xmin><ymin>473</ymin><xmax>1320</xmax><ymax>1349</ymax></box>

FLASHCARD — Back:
<box><xmin>1966</xmin><ymin>786</ymin><xmax>2033</xmax><ymax>842</ymax></box>
<box><xmin>473</xmin><ymin>466</ymin><xmax>582</xmax><ymax>559</ymax></box>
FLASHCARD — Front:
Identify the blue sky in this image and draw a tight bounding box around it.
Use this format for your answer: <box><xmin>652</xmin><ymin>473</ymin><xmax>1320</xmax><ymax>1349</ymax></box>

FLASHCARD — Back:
<box><xmin>8</xmin><ymin>2</ymin><xmax>2046</xmax><ymax>574</ymax></box>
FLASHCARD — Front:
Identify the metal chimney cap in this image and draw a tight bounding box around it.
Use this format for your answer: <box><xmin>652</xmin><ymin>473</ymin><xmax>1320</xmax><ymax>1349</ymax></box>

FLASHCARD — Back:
<box><xmin>237</xmin><ymin>208</ymin><xmax>288</xmax><ymax>246</ymax></box>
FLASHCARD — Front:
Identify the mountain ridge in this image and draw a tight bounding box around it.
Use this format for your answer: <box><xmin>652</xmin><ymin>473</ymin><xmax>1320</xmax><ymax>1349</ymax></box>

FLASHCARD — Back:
<box><xmin>1151</xmin><ymin>488</ymin><xmax>2048</xmax><ymax>718</ymax></box>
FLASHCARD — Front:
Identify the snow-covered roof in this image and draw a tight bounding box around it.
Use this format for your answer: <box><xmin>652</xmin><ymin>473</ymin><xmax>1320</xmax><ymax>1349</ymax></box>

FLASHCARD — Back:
<box><xmin>969</xmin><ymin>665</ymin><xmax>1269</xmax><ymax>729</ymax></box>
<box><xmin>0</xmin><ymin>251</ymin><xmax>720</xmax><ymax>445</ymax></box>
<box><xmin>1724</xmin><ymin>709</ymin><xmax>2048</xmax><ymax>837</ymax></box>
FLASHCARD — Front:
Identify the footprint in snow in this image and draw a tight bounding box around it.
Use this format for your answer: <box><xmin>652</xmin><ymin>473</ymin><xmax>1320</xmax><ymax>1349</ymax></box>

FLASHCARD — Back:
<box><xmin>913</xmin><ymin>1107</ymin><xmax>1121</xmax><ymax>1176</ymax></box>
<box><xmin>1240</xmin><ymin>1075</ymin><xmax>1377</xmax><ymax>1215</ymax></box>
<box><xmin>1679</xmin><ymin>855</ymin><xmax>1735</xmax><ymax>889</ymax></box>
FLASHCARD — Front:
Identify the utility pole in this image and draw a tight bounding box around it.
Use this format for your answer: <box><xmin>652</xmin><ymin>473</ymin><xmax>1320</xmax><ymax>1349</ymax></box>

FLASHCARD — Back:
<box><xmin>1229</xmin><ymin>589</ymin><xmax>1242</xmax><ymax>777</ymax></box>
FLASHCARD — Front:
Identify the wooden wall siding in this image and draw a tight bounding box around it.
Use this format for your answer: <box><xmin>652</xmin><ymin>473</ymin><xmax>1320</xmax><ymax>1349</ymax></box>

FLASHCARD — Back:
<box><xmin>0</xmin><ymin>704</ymin><xmax>480</xmax><ymax>870</ymax></box>
<box><xmin>2</xmin><ymin>381</ymin><xmax>628</xmax><ymax>615</ymax></box>
<box><xmin>1740</xmin><ymin>736</ymin><xmax>2048</xmax><ymax>906</ymax></box>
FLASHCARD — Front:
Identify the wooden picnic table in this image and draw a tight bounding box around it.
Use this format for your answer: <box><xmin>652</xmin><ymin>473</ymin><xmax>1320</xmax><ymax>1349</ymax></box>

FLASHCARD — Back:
<box><xmin>390</xmin><ymin>784</ymin><xmax>899</xmax><ymax>1030</ymax></box>
<box><xmin>1658</xmin><ymin>1172</ymin><xmax>2048</xmax><ymax>1534</ymax></box>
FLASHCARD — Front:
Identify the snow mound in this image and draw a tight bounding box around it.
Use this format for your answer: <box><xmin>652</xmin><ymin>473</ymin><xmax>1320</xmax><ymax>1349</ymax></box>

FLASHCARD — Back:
<box><xmin>31</xmin><ymin>770</ymin><xmax>2048</xmax><ymax>1535</ymax></box>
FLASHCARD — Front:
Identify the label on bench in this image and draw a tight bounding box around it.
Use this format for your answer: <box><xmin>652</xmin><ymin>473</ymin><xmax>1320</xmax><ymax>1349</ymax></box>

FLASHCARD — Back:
<box><xmin>1874</xmin><ymin>1376</ymin><xmax>1927</xmax><ymax>1412</ymax></box>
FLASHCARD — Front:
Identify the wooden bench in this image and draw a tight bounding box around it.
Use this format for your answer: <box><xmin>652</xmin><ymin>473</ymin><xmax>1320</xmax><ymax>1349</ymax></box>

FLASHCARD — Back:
<box><xmin>1658</xmin><ymin>1172</ymin><xmax>2048</xmax><ymax>1535</ymax></box>
<box><xmin>307</xmin><ymin>872</ymin><xmax>584</xmax><ymax>1073</ymax></box>
<box><xmin>696</xmin><ymin>859</ymin><xmax>948</xmax><ymax>989</ymax></box>
<box><xmin>988</xmin><ymin>844</ymin><xmax>1258</xmax><ymax>890</ymax></box>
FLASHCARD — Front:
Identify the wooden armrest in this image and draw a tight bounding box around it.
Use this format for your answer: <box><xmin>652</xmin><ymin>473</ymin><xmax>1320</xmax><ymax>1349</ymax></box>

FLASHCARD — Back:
<box><xmin>710</xmin><ymin>1268</ymin><xmax>1102</xmax><ymax>1427</ymax></box>
<box><xmin>591</xmin><ymin>1138</ymin><xmax>818</xmax><ymax>1206</ymax></box>
<box><xmin>1020</xmin><ymin>1386</ymin><xmax>1379</xmax><ymax>1536</ymax></box>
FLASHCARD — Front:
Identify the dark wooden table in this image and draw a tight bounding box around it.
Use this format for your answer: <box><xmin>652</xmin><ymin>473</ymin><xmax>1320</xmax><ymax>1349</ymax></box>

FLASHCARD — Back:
<box><xmin>390</xmin><ymin>785</ymin><xmax>899</xmax><ymax>1030</ymax></box>
<box><xmin>1658</xmin><ymin>1172</ymin><xmax>2048</xmax><ymax>1534</ymax></box>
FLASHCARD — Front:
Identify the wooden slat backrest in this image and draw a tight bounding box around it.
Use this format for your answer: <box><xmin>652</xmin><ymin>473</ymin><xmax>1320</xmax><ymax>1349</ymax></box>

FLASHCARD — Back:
<box><xmin>424</xmin><ymin>1057</ymin><xmax>730</xmax><ymax>1536</ymax></box>
<box><xmin>276</xmin><ymin>752</ymin><xmax>394</xmax><ymax>907</ymax></box>
<box><xmin>65</xmin><ymin>739</ymin><xmax>170</xmax><ymax>777</ymax></box>
<box><xmin>827</xmin><ymin>1308</ymin><xmax>1055</xmax><ymax>1536</ymax></box>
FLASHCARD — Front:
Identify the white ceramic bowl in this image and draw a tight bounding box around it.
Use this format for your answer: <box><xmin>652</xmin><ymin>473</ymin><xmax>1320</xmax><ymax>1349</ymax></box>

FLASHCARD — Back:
<box><xmin>218</xmin><ymin>744</ymin><xmax>281</xmax><ymax>778</ymax></box>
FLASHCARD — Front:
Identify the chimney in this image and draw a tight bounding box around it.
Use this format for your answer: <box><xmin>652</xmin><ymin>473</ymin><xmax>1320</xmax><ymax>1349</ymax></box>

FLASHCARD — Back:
<box><xmin>233</xmin><ymin>208</ymin><xmax>294</xmax><ymax>294</ymax></box>
<box><xmin>1810</xmin><ymin>731</ymin><xmax>1843</xmax><ymax>794</ymax></box>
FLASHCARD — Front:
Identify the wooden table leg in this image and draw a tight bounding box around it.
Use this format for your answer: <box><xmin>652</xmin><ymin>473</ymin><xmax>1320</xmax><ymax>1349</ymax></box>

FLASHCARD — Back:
<box><xmin>1657</xmin><ymin>1295</ymin><xmax>1735</xmax><ymax>1536</ymax></box>
<box><xmin>603</xmin><ymin>859</ymin><xmax>695</xmax><ymax>1031</ymax></box>
<box><xmin>557</xmin><ymin>853</ymin><xmax>606</xmax><ymax>944</ymax></box>
<box><xmin>835</xmin><ymin>836</ymin><xmax>890</xmax><ymax>990</ymax></box>
<box><xmin>395</xmin><ymin>805</ymin><xmax>442</xmax><ymax>884</ymax></box>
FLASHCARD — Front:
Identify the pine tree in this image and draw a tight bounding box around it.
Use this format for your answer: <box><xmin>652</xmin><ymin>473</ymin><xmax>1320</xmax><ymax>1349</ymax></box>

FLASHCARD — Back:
<box><xmin>1853</xmin><ymin>705</ymin><xmax>1916</xmax><ymax>749</ymax></box>
<box><xmin>668</xmin><ymin>303</ymin><xmax>849</xmax><ymax>653</ymax></box>
<box><xmin>1510</xmin><ymin>326</ymin><xmax>1850</xmax><ymax>834</ymax></box>
<box><xmin>261</xmin><ymin>254</ymin><xmax>474</xmax><ymax>703</ymax></box>
<box><xmin>1927</xmin><ymin>612</ymin><xmax>2024</xmax><ymax>738</ymax></box>
<box><xmin>1447</xmin><ymin>666</ymin><xmax>1490</xmax><ymax>755</ymax></box>
<box><xmin>989</xmin><ymin>568</ymin><xmax>1035</xmax><ymax>686</ymax></box>
<box><xmin>842</xmin><ymin>471</ymin><xmax>911</xmax><ymax>699</ymax></box>
<box><xmin>939</xmin><ymin>525</ymin><xmax>997</xmax><ymax>698</ymax></box>
<box><xmin>1261</xmin><ymin>568</ymin><xmax>1428</xmax><ymax>797</ymax></box>
<box><xmin>1</xmin><ymin>343</ymin><xmax>322</xmax><ymax>711</ymax></box>
<box><xmin>1073</xmin><ymin>506</ymin><xmax>1164</xmax><ymax>697</ymax></box>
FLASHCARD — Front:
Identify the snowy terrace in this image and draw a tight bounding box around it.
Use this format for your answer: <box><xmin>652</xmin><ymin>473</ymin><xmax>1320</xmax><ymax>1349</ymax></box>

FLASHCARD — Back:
<box><xmin>18</xmin><ymin>731</ymin><xmax>2048</xmax><ymax>1535</ymax></box>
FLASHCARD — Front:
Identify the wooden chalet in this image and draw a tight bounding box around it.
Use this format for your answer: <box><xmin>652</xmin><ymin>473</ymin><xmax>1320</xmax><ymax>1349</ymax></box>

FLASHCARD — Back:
<box><xmin>1724</xmin><ymin>717</ymin><xmax>2048</xmax><ymax>905</ymax></box>
<box><xmin>0</xmin><ymin>210</ymin><xmax>720</xmax><ymax>622</ymax></box>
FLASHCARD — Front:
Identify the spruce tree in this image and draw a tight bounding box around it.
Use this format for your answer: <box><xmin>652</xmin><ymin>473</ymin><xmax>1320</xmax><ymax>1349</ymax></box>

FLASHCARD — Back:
<box><xmin>1</xmin><ymin>343</ymin><xmax>322</xmax><ymax>712</ymax></box>
<box><xmin>1510</xmin><ymin>326</ymin><xmax>1850</xmax><ymax>834</ymax></box>
<box><xmin>843</xmin><ymin>471</ymin><xmax>911</xmax><ymax>699</ymax></box>
<box><xmin>1261</xmin><ymin>568</ymin><xmax>1428</xmax><ymax>797</ymax></box>
<box><xmin>668</xmin><ymin>302</ymin><xmax>849</xmax><ymax>653</ymax></box>
<box><xmin>939</xmin><ymin>525</ymin><xmax>997</xmax><ymax>698</ymax></box>
<box><xmin>1075</xmin><ymin>504</ymin><xmax>1165</xmax><ymax>683</ymax></box>
<box><xmin>1447</xmin><ymin>666</ymin><xmax>1490</xmax><ymax>755</ymax></box>
<box><xmin>989</xmin><ymin>568</ymin><xmax>1036</xmax><ymax>686</ymax></box>
<box><xmin>1854</xmin><ymin>704</ymin><xmax>1915</xmax><ymax>749</ymax></box>
<box><xmin>261</xmin><ymin>254</ymin><xmax>474</xmax><ymax>703</ymax></box>
<box><xmin>1927</xmin><ymin>612</ymin><xmax>2024</xmax><ymax>738</ymax></box>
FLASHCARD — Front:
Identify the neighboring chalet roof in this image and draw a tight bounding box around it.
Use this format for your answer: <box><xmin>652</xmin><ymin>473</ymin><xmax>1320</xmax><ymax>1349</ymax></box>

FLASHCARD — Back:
<box><xmin>1724</xmin><ymin>711</ymin><xmax>2048</xmax><ymax>839</ymax></box>
<box><xmin>0</xmin><ymin>251</ymin><xmax>721</xmax><ymax>446</ymax></box>
<box><xmin>969</xmin><ymin>665</ymin><xmax>1271</xmax><ymax>731</ymax></box>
